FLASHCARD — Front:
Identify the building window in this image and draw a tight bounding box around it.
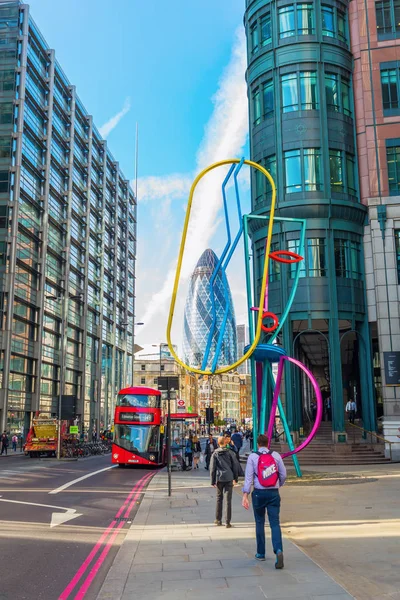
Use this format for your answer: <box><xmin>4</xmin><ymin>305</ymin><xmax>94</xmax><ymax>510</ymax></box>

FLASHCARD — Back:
<box><xmin>0</xmin><ymin>170</ymin><xmax>9</xmax><ymax>193</ymax></box>
<box><xmin>395</xmin><ymin>230</ymin><xmax>400</xmax><ymax>282</ymax></box>
<box><xmin>288</xmin><ymin>239</ymin><xmax>307</xmax><ymax>278</ymax></box>
<box><xmin>254</xmin><ymin>155</ymin><xmax>277</xmax><ymax>205</ymax></box>
<box><xmin>160</xmin><ymin>364</ymin><xmax>165</xmax><ymax>371</ymax></box>
<box><xmin>381</xmin><ymin>67</ymin><xmax>400</xmax><ymax>113</ymax></box>
<box><xmin>387</xmin><ymin>143</ymin><xmax>400</xmax><ymax>194</ymax></box>
<box><xmin>325</xmin><ymin>72</ymin><xmax>352</xmax><ymax>116</ymax></box>
<box><xmin>263</xmin><ymin>79</ymin><xmax>274</xmax><ymax>118</ymax></box>
<box><xmin>376</xmin><ymin>0</ymin><xmax>400</xmax><ymax>39</ymax></box>
<box><xmin>279</xmin><ymin>4</ymin><xmax>315</xmax><ymax>38</ymax></box>
<box><xmin>307</xmin><ymin>238</ymin><xmax>327</xmax><ymax>277</ymax></box>
<box><xmin>140</xmin><ymin>377</ymin><xmax>145</xmax><ymax>385</ymax></box>
<box><xmin>284</xmin><ymin>148</ymin><xmax>323</xmax><ymax>193</ymax></box>
<box><xmin>250</xmin><ymin>21</ymin><xmax>259</xmax><ymax>55</ymax></box>
<box><xmin>269</xmin><ymin>242</ymin><xmax>281</xmax><ymax>282</ymax></box>
<box><xmin>329</xmin><ymin>150</ymin><xmax>356</xmax><ymax>195</ymax></box>
<box><xmin>279</xmin><ymin>6</ymin><xmax>295</xmax><ymax>38</ymax></box>
<box><xmin>141</xmin><ymin>364</ymin><xmax>145</xmax><ymax>370</ymax></box>
<box><xmin>281</xmin><ymin>71</ymin><xmax>318</xmax><ymax>112</ymax></box>
<box><xmin>322</xmin><ymin>4</ymin><xmax>347</xmax><ymax>43</ymax></box>
<box><xmin>334</xmin><ymin>239</ymin><xmax>361</xmax><ymax>278</ymax></box>
<box><xmin>253</xmin><ymin>89</ymin><xmax>261</xmax><ymax>126</ymax></box>
<box><xmin>261</xmin><ymin>14</ymin><xmax>272</xmax><ymax>46</ymax></box>
<box><xmin>153</xmin><ymin>378</ymin><xmax>158</xmax><ymax>384</ymax></box>
<box><xmin>0</xmin><ymin>136</ymin><xmax>11</xmax><ymax>159</ymax></box>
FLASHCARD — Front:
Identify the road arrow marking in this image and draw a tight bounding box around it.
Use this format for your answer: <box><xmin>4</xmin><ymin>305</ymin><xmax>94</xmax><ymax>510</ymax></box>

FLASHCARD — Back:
<box><xmin>0</xmin><ymin>496</ymin><xmax>82</xmax><ymax>528</ymax></box>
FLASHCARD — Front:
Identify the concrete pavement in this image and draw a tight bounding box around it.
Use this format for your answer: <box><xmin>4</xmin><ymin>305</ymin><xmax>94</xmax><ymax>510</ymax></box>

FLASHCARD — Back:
<box><xmin>97</xmin><ymin>468</ymin><xmax>353</xmax><ymax>600</ymax></box>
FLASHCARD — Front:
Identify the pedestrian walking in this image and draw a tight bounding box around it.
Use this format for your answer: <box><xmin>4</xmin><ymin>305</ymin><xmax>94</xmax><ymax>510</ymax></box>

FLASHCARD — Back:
<box><xmin>1</xmin><ymin>431</ymin><xmax>9</xmax><ymax>455</ymax></box>
<box><xmin>204</xmin><ymin>433</ymin><xmax>217</xmax><ymax>470</ymax></box>
<box><xmin>12</xmin><ymin>434</ymin><xmax>18</xmax><ymax>452</ymax></box>
<box><xmin>185</xmin><ymin>435</ymin><xmax>193</xmax><ymax>469</ymax></box>
<box><xmin>231</xmin><ymin>429</ymin><xmax>243</xmax><ymax>455</ymax></box>
<box><xmin>326</xmin><ymin>396</ymin><xmax>332</xmax><ymax>421</ymax></box>
<box><xmin>242</xmin><ymin>433</ymin><xmax>287</xmax><ymax>568</ymax></box>
<box><xmin>192</xmin><ymin>434</ymin><xmax>201</xmax><ymax>469</ymax></box>
<box><xmin>346</xmin><ymin>399</ymin><xmax>356</xmax><ymax>424</ymax></box>
<box><xmin>210</xmin><ymin>436</ymin><xmax>239</xmax><ymax>528</ymax></box>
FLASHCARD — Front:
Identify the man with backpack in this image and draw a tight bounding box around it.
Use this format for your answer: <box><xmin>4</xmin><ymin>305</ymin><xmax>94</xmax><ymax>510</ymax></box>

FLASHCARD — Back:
<box><xmin>210</xmin><ymin>436</ymin><xmax>239</xmax><ymax>528</ymax></box>
<box><xmin>242</xmin><ymin>433</ymin><xmax>287</xmax><ymax>568</ymax></box>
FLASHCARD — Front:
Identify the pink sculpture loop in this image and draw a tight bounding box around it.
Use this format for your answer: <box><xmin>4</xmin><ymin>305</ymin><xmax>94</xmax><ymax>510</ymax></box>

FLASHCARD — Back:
<box><xmin>266</xmin><ymin>356</ymin><xmax>323</xmax><ymax>459</ymax></box>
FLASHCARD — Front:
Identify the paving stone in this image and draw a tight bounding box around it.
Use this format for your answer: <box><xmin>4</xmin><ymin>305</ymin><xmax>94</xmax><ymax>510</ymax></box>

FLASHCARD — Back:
<box><xmin>133</xmin><ymin>554</ymin><xmax>189</xmax><ymax>565</ymax></box>
<box><xmin>200</xmin><ymin>566</ymin><xmax>265</xmax><ymax>579</ymax></box>
<box><xmin>163</xmin><ymin>560</ymin><xmax>221</xmax><ymax>571</ymax></box>
<box><xmin>125</xmin><ymin>569</ymin><xmax>200</xmax><ymax>584</ymax></box>
<box><xmin>161</xmin><ymin>577</ymin><xmax>228</xmax><ymax>592</ymax></box>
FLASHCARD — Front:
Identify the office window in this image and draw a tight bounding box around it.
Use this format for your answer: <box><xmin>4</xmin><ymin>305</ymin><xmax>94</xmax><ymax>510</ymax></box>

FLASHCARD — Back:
<box><xmin>250</xmin><ymin>21</ymin><xmax>259</xmax><ymax>55</ymax></box>
<box><xmin>160</xmin><ymin>364</ymin><xmax>165</xmax><ymax>371</ymax></box>
<box><xmin>300</xmin><ymin>72</ymin><xmax>318</xmax><ymax>110</ymax></box>
<box><xmin>282</xmin><ymin>73</ymin><xmax>298</xmax><ymax>112</ymax></box>
<box><xmin>254</xmin><ymin>155</ymin><xmax>276</xmax><ymax>205</ymax></box>
<box><xmin>140</xmin><ymin>377</ymin><xmax>145</xmax><ymax>385</ymax></box>
<box><xmin>263</xmin><ymin>79</ymin><xmax>274</xmax><ymax>118</ymax></box>
<box><xmin>282</xmin><ymin>71</ymin><xmax>318</xmax><ymax>112</ymax></box>
<box><xmin>288</xmin><ymin>239</ymin><xmax>307</xmax><ymax>278</ymax></box>
<box><xmin>279</xmin><ymin>6</ymin><xmax>295</xmax><ymax>38</ymax></box>
<box><xmin>387</xmin><ymin>144</ymin><xmax>400</xmax><ymax>194</ymax></box>
<box><xmin>0</xmin><ymin>136</ymin><xmax>10</xmax><ymax>158</ymax></box>
<box><xmin>285</xmin><ymin>148</ymin><xmax>323</xmax><ymax>193</ymax></box>
<box><xmin>322</xmin><ymin>5</ymin><xmax>335</xmax><ymax>36</ymax></box>
<box><xmin>322</xmin><ymin>5</ymin><xmax>348</xmax><ymax>43</ymax></box>
<box><xmin>395</xmin><ymin>230</ymin><xmax>400</xmax><ymax>282</ymax></box>
<box><xmin>307</xmin><ymin>238</ymin><xmax>326</xmax><ymax>277</ymax></box>
<box><xmin>330</xmin><ymin>150</ymin><xmax>356</xmax><ymax>195</ymax></box>
<box><xmin>376</xmin><ymin>0</ymin><xmax>400</xmax><ymax>38</ymax></box>
<box><xmin>269</xmin><ymin>242</ymin><xmax>281</xmax><ymax>282</ymax></box>
<box><xmin>304</xmin><ymin>149</ymin><xmax>322</xmax><ymax>191</ymax></box>
<box><xmin>325</xmin><ymin>72</ymin><xmax>352</xmax><ymax>116</ymax></box>
<box><xmin>265</xmin><ymin>155</ymin><xmax>277</xmax><ymax>200</ymax></box>
<box><xmin>0</xmin><ymin>170</ymin><xmax>9</xmax><ymax>193</ymax></box>
<box><xmin>261</xmin><ymin>14</ymin><xmax>272</xmax><ymax>46</ymax></box>
<box><xmin>381</xmin><ymin>68</ymin><xmax>399</xmax><ymax>112</ymax></box>
<box><xmin>297</xmin><ymin>4</ymin><xmax>315</xmax><ymax>34</ymax></box>
<box><xmin>253</xmin><ymin>89</ymin><xmax>261</xmax><ymax>125</ymax></box>
<box><xmin>334</xmin><ymin>239</ymin><xmax>361</xmax><ymax>278</ymax></box>
<box><xmin>0</xmin><ymin>102</ymin><xmax>13</xmax><ymax>125</ymax></box>
<box><xmin>285</xmin><ymin>150</ymin><xmax>302</xmax><ymax>192</ymax></box>
<box><xmin>141</xmin><ymin>364</ymin><xmax>145</xmax><ymax>371</ymax></box>
<box><xmin>279</xmin><ymin>4</ymin><xmax>315</xmax><ymax>38</ymax></box>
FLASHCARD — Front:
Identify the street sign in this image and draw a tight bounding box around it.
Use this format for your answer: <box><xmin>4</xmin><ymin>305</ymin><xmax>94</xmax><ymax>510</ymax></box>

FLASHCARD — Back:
<box><xmin>69</xmin><ymin>426</ymin><xmax>79</xmax><ymax>434</ymax></box>
<box><xmin>177</xmin><ymin>400</ymin><xmax>185</xmax><ymax>407</ymax></box>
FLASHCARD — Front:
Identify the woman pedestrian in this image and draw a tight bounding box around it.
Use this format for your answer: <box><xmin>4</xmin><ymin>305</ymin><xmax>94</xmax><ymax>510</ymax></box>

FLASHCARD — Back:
<box><xmin>192</xmin><ymin>434</ymin><xmax>201</xmax><ymax>469</ymax></box>
<box><xmin>185</xmin><ymin>434</ymin><xmax>193</xmax><ymax>469</ymax></box>
<box><xmin>204</xmin><ymin>433</ymin><xmax>217</xmax><ymax>470</ymax></box>
<box><xmin>12</xmin><ymin>434</ymin><xmax>18</xmax><ymax>452</ymax></box>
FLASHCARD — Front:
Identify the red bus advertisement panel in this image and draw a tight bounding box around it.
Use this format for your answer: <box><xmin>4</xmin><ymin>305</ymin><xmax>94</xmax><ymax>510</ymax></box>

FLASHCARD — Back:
<box><xmin>112</xmin><ymin>386</ymin><xmax>165</xmax><ymax>467</ymax></box>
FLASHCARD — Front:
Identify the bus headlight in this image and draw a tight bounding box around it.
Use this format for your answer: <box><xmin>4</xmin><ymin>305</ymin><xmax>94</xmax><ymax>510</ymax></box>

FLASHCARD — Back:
<box><xmin>149</xmin><ymin>454</ymin><xmax>155</xmax><ymax>461</ymax></box>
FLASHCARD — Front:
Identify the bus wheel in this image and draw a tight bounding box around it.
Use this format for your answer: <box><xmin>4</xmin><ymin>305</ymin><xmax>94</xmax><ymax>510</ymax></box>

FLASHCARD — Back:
<box><xmin>118</xmin><ymin>463</ymin><xmax>126</xmax><ymax>468</ymax></box>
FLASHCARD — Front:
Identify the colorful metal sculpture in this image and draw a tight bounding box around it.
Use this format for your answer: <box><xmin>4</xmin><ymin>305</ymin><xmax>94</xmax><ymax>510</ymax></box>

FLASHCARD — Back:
<box><xmin>167</xmin><ymin>158</ymin><xmax>323</xmax><ymax>473</ymax></box>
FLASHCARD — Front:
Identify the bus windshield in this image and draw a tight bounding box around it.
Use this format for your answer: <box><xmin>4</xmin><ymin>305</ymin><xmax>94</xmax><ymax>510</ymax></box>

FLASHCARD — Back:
<box><xmin>114</xmin><ymin>424</ymin><xmax>160</xmax><ymax>453</ymax></box>
<box><xmin>117</xmin><ymin>394</ymin><xmax>161</xmax><ymax>408</ymax></box>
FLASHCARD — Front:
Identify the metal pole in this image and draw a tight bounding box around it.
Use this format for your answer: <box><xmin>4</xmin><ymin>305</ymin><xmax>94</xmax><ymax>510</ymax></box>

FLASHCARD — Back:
<box><xmin>167</xmin><ymin>388</ymin><xmax>171</xmax><ymax>497</ymax></box>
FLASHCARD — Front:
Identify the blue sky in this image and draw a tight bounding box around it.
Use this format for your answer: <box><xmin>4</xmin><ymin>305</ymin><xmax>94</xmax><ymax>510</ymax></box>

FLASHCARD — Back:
<box><xmin>28</xmin><ymin>0</ymin><xmax>251</xmax><ymax>350</ymax></box>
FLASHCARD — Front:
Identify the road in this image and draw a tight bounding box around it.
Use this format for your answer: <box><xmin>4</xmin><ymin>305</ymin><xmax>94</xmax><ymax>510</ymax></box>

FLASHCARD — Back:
<box><xmin>0</xmin><ymin>454</ymin><xmax>153</xmax><ymax>600</ymax></box>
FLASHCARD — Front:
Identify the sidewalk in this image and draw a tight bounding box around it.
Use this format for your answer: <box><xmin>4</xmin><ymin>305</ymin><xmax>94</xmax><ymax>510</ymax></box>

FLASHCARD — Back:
<box><xmin>0</xmin><ymin>448</ymin><xmax>24</xmax><ymax>458</ymax></box>
<box><xmin>97</xmin><ymin>468</ymin><xmax>353</xmax><ymax>600</ymax></box>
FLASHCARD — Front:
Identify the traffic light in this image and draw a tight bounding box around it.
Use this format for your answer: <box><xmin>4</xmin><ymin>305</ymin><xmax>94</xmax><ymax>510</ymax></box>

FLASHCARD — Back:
<box><xmin>205</xmin><ymin>407</ymin><xmax>214</xmax><ymax>424</ymax></box>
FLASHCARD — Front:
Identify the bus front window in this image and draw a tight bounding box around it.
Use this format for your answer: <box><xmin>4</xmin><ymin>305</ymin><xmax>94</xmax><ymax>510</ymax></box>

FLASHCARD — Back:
<box><xmin>114</xmin><ymin>425</ymin><xmax>160</xmax><ymax>454</ymax></box>
<box><xmin>117</xmin><ymin>394</ymin><xmax>160</xmax><ymax>408</ymax></box>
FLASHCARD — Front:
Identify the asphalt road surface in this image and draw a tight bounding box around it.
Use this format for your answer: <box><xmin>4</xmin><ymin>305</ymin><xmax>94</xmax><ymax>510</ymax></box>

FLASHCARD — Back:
<box><xmin>0</xmin><ymin>454</ymin><xmax>153</xmax><ymax>600</ymax></box>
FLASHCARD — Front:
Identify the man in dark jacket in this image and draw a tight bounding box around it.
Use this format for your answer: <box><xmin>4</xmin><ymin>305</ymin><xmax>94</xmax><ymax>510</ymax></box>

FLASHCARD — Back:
<box><xmin>231</xmin><ymin>430</ymin><xmax>243</xmax><ymax>454</ymax></box>
<box><xmin>1</xmin><ymin>431</ymin><xmax>9</xmax><ymax>455</ymax></box>
<box><xmin>210</xmin><ymin>436</ymin><xmax>239</xmax><ymax>528</ymax></box>
<box><xmin>204</xmin><ymin>434</ymin><xmax>217</xmax><ymax>470</ymax></box>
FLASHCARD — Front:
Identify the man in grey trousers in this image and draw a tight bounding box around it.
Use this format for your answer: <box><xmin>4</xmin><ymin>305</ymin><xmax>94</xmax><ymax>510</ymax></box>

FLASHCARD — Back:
<box><xmin>210</xmin><ymin>436</ymin><xmax>239</xmax><ymax>528</ymax></box>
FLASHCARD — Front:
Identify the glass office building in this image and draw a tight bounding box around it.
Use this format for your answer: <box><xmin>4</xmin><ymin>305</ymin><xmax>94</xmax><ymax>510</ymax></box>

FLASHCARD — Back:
<box><xmin>244</xmin><ymin>0</ymin><xmax>377</xmax><ymax>441</ymax></box>
<box><xmin>0</xmin><ymin>1</ymin><xmax>136</xmax><ymax>435</ymax></box>
<box><xmin>183</xmin><ymin>249</ymin><xmax>237</xmax><ymax>370</ymax></box>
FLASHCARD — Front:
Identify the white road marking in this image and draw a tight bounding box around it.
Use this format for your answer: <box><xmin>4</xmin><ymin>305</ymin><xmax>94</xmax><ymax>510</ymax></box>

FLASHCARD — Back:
<box><xmin>0</xmin><ymin>496</ymin><xmax>82</xmax><ymax>528</ymax></box>
<box><xmin>48</xmin><ymin>465</ymin><xmax>117</xmax><ymax>495</ymax></box>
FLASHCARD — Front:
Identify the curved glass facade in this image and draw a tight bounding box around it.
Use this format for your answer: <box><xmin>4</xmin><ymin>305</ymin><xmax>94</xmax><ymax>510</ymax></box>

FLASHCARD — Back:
<box><xmin>183</xmin><ymin>249</ymin><xmax>237</xmax><ymax>370</ymax></box>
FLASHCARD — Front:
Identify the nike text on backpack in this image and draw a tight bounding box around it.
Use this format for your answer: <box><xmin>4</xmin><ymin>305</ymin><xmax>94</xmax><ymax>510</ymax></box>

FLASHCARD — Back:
<box><xmin>257</xmin><ymin>451</ymin><xmax>279</xmax><ymax>487</ymax></box>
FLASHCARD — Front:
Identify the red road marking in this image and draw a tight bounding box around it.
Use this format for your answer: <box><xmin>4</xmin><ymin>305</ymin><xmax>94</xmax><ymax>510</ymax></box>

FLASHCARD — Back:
<box><xmin>73</xmin><ymin>473</ymin><xmax>152</xmax><ymax>599</ymax></box>
<box><xmin>59</xmin><ymin>471</ymin><xmax>153</xmax><ymax>600</ymax></box>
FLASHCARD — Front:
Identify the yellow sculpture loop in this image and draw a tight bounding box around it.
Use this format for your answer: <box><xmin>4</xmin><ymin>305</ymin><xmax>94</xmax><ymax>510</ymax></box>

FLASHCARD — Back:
<box><xmin>166</xmin><ymin>159</ymin><xmax>276</xmax><ymax>375</ymax></box>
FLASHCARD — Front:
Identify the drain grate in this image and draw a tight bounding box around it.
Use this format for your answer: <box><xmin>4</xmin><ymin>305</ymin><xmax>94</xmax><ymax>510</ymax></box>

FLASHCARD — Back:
<box><xmin>115</xmin><ymin>517</ymin><xmax>132</xmax><ymax>522</ymax></box>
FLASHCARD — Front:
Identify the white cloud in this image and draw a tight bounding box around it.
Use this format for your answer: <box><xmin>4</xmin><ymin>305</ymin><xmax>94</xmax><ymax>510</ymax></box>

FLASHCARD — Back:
<box><xmin>139</xmin><ymin>26</ymin><xmax>248</xmax><ymax>338</ymax></box>
<box><xmin>99</xmin><ymin>97</ymin><xmax>131</xmax><ymax>138</ymax></box>
<box><xmin>137</xmin><ymin>173</ymin><xmax>192</xmax><ymax>203</ymax></box>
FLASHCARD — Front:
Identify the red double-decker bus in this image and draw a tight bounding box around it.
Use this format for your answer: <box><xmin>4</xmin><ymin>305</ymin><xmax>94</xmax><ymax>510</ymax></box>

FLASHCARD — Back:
<box><xmin>112</xmin><ymin>386</ymin><xmax>165</xmax><ymax>467</ymax></box>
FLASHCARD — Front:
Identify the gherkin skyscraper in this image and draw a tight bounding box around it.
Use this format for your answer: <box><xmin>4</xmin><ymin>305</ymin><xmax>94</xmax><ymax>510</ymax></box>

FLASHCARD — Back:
<box><xmin>183</xmin><ymin>249</ymin><xmax>237</xmax><ymax>370</ymax></box>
